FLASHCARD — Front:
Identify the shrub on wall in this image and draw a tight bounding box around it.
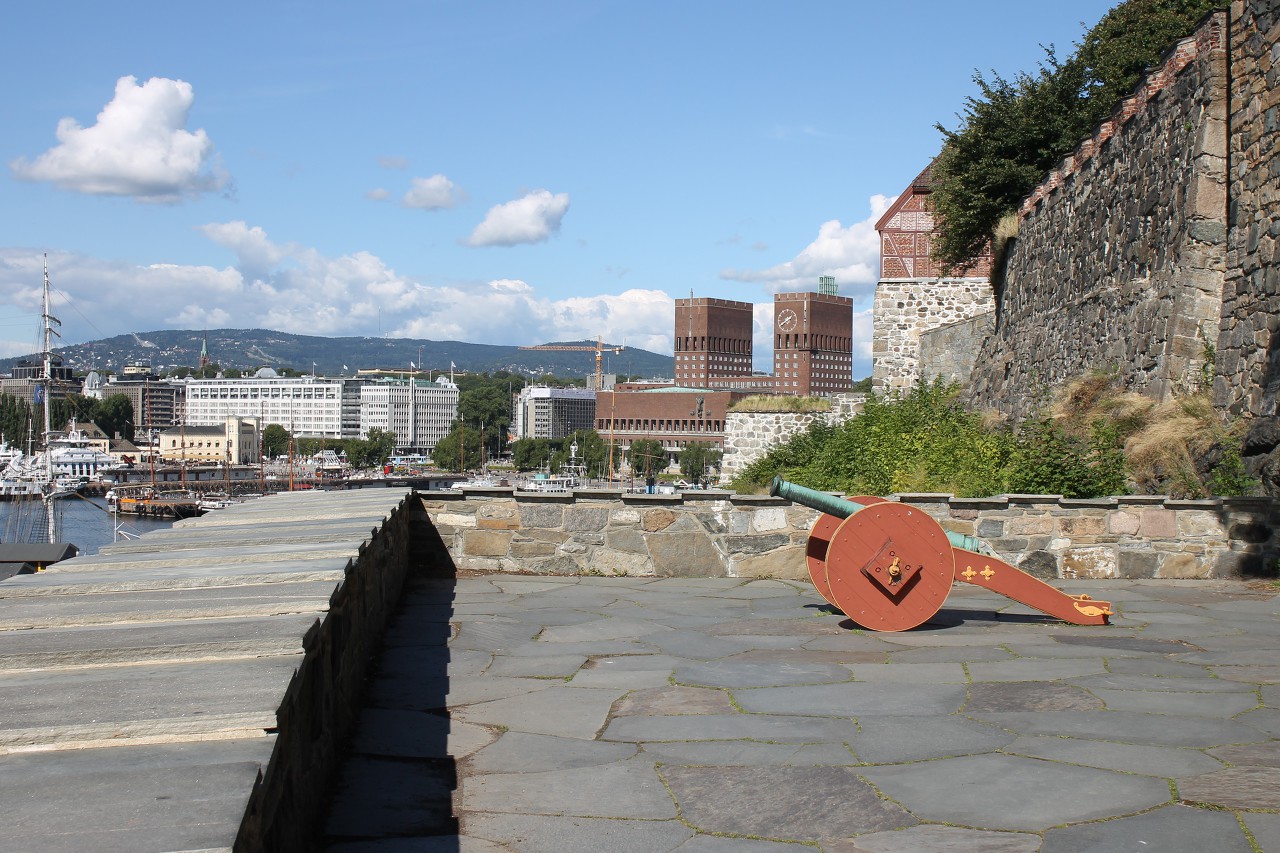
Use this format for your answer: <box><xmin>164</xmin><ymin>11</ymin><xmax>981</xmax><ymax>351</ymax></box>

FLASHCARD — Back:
<box><xmin>732</xmin><ymin>374</ymin><xmax>1257</xmax><ymax>499</ymax></box>
<box><xmin>931</xmin><ymin>0</ymin><xmax>1221</xmax><ymax>272</ymax></box>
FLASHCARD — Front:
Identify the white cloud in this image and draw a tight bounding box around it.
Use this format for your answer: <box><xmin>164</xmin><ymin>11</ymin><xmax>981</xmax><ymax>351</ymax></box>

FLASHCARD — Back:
<box><xmin>10</xmin><ymin>76</ymin><xmax>225</xmax><ymax>203</ymax></box>
<box><xmin>466</xmin><ymin>189</ymin><xmax>570</xmax><ymax>247</ymax></box>
<box><xmin>0</xmin><ymin>228</ymin><xmax>675</xmax><ymax>363</ymax></box>
<box><xmin>720</xmin><ymin>194</ymin><xmax>894</xmax><ymax>296</ymax></box>
<box><xmin>365</xmin><ymin>187</ymin><xmax>390</xmax><ymax>201</ymax></box>
<box><xmin>377</xmin><ymin>155</ymin><xmax>409</xmax><ymax>169</ymax></box>
<box><xmin>402</xmin><ymin>174</ymin><xmax>463</xmax><ymax>210</ymax></box>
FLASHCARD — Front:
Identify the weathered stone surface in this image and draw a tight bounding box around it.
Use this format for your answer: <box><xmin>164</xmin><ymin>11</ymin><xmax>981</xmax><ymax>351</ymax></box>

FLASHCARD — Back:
<box><xmin>842</xmin><ymin>825</ymin><xmax>1040</xmax><ymax>853</ymax></box>
<box><xmin>462</xmin><ymin>530</ymin><xmax>512</xmax><ymax>557</ymax></box>
<box><xmin>519</xmin><ymin>503</ymin><xmax>564</xmax><ymax>528</ymax></box>
<box><xmin>647</xmin><ymin>530</ymin><xmax>725</xmax><ymax>577</ymax></box>
<box><xmin>642</xmin><ymin>509</ymin><xmax>678</xmax><ymax>532</ymax></box>
<box><xmin>612</xmin><ymin>685</ymin><xmax>736</xmax><ymax>717</ymax></box>
<box><xmin>661</xmin><ymin>766</ymin><xmax>915</xmax><ymax>841</ymax></box>
<box><xmin>732</xmin><ymin>545</ymin><xmax>807</xmax><ymax>580</ymax></box>
<box><xmin>564</xmin><ymin>507</ymin><xmax>609</xmax><ymax>533</ymax></box>
<box><xmin>1040</xmin><ymin>805</ymin><xmax>1251</xmax><ymax>853</ymax></box>
<box><xmin>964</xmin><ymin>681</ymin><xmax>1104</xmax><ymax>713</ymax></box>
<box><xmin>1178</xmin><ymin>765</ymin><xmax>1280</xmax><ymax>809</ymax></box>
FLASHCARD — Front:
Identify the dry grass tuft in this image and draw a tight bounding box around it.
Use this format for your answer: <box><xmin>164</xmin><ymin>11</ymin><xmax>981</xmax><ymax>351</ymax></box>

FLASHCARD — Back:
<box><xmin>729</xmin><ymin>395</ymin><xmax>831</xmax><ymax>413</ymax></box>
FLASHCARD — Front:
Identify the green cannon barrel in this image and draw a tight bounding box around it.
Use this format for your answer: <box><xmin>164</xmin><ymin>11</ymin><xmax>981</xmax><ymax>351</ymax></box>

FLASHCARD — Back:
<box><xmin>768</xmin><ymin>476</ymin><xmax>991</xmax><ymax>555</ymax></box>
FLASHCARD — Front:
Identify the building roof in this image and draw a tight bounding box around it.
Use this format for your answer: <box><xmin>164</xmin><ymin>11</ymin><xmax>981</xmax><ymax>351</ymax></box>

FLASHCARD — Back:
<box><xmin>161</xmin><ymin>425</ymin><xmax>225</xmax><ymax>437</ymax></box>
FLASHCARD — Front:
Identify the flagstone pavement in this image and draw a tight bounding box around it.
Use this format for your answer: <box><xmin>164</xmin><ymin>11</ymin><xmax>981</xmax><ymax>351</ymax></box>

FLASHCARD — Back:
<box><xmin>324</xmin><ymin>575</ymin><xmax>1280</xmax><ymax>852</ymax></box>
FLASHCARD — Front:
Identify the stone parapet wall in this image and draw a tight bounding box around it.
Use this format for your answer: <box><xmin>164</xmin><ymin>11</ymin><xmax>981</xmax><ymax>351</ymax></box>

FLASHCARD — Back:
<box><xmin>968</xmin><ymin>12</ymin><xmax>1228</xmax><ymax>417</ymax></box>
<box><xmin>718</xmin><ymin>392</ymin><xmax>865</xmax><ymax>483</ymax></box>
<box><xmin>417</xmin><ymin>490</ymin><xmax>1278</xmax><ymax>581</ymax></box>
<box><xmin>1218</xmin><ymin>1</ymin><xmax>1280</xmax><ymax>417</ymax></box>
<box><xmin>872</xmin><ymin>278</ymin><xmax>993</xmax><ymax>393</ymax></box>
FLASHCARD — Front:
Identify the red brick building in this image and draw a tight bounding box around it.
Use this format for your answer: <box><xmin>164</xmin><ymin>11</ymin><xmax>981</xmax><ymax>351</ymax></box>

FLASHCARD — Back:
<box><xmin>673</xmin><ymin>297</ymin><xmax>754</xmax><ymax>388</ymax></box>
<box><xmin>595</xmin><ymin>386</ymin><xmax>752</xmax><ymax>469</ymax></box>
<box><xmin>772</xmin><ymin>290</ymin><xmax>854</xmax><ymax>396</ymax></box>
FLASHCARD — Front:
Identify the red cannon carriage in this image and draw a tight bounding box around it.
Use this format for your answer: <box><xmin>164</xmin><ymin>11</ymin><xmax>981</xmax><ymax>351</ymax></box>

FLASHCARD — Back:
<box><xmin>770</xmin><ymin>477</ymin><xmax>1113</xmax><ymax>632</ymax></box>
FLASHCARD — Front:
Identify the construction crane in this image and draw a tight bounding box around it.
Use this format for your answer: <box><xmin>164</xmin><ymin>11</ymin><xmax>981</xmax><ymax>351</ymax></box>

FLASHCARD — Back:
<box><xmin>519</xmin><ymin>336</ymin><xmax>624</xmax><ymax>389</ymax></box>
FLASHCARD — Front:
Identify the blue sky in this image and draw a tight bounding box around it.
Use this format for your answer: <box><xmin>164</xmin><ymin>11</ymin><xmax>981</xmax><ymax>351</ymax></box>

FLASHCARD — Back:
<box><xmin>1</xmin><ymin>0</ymin><xmax>1118</xmax><ymax>378</ymax></box>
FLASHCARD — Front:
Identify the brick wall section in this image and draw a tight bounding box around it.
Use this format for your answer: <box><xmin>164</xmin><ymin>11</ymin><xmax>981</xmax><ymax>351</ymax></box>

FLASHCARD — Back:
<box><xmin>417</xmin><ymin>490</ymin><xmax>1278</xmax><ymax>580</ymax></box>
<box><xmin>1217</xmin><ymin>1</ymin><xmax>1280</xmax><ymax>416</ymax></box>
<box><xmin>968</xmin><ymin>12</ymin><xmax>1229</xmax><ymax>417</ymax></box>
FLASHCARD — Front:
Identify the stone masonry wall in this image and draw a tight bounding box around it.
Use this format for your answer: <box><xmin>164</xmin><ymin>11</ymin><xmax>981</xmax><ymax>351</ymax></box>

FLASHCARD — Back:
<box><xmin>418</xmin><ymin>489</ymin><xmax>1278</xmax><ymax>581</ymax></box>
<box><xmin>1217</xmin><ymin>1</ymin><xmax>1280</xmax><ymax>417</ymax></box>
<box><xmin>968</xmin><ymin>13</ymin><xmax>1229</xmax><ymax>417</ymax></box>
<box><xmin>718</xmin><ymin>393</ymin><xmax>865</xmax><ymax>483</ymax></box>
<box><xmin>872</xmin><ymin>278</ymin><xmax>994</xmax><ymax>394</ymax></box>
<box><xmin>918</xmin><ymin>311</ymin><xmax>995</xmax><ymax>388</ymax></box>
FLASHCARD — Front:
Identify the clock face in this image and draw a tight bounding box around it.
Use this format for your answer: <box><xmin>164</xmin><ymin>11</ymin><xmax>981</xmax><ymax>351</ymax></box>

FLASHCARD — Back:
<box><xmin>777</xmin><ymin>309</ymin><xmax>798</xmax><ymax>332</ymax></box>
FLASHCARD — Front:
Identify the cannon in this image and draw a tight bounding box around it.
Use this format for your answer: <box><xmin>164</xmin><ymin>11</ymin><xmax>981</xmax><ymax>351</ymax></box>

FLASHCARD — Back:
<box><xmin>770</xmin><ymin>477</ymin><xmax>1112</xmax><ymax>631</ymax></box>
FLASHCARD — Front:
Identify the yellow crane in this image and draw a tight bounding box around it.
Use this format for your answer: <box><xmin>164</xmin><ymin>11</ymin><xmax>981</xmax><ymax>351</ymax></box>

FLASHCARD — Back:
<box><xmin>519</xmin><ymin>336</ymin><xmax>624</xmax><ymax>389</ymax></box>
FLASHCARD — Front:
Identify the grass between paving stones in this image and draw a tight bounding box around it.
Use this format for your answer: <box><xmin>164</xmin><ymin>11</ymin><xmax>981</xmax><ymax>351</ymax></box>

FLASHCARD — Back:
<box><xmin>1238</xmin><ymin>813</ymin><xmax>1264</xmax><ymax>853</ymax></box>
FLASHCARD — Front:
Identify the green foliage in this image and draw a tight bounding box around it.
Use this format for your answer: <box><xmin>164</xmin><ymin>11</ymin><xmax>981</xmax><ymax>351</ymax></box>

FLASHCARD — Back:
<box><xmin>850</xmin><ymin>377</ymin><xmax>873</xmax><ymax>393</ymax></box>
<box><xmin>349</xmin><ymin>427</ymin><xmax>397</xmax><ymax>469</ymax></box>
<box><xmin>931</xmin><ymin>0</ymin><xmax>1219</xmax><ymax>271</ymax></box>
<box><xmin>95</xmin><ymin>394</ymin><xmax>136</xmax><ymax>441</ymax></box>
<box><xmin>679</xmin><ymin>442</ymin><xmax>722</xmax><ymax>486</ymax></box>
<box><xmin>732</xmin><ymin>379</ymin><xmax>1135</xmax><ymax>499</ymax></box>
<box><xmin>432</xmin><ymin>423</ymin><xmax>482</xmax><ymax>472</ymax></box>
<box><xmin>1006</xmin><ymin>417</ymin><xmax>1128</xmax><ymax>498</ymax></box>
<box><xmin>262</xmin><ymin>424</ymin><xmax>291</xmax><ymax>458</ymax></box>
<box><xmin>0</xmin><ymin>393</ymin><xmax>32</xmax><ymax>449</ymax></box>
<box><xmin>627</xmin><ymin>438</ymin><xmax>667</xmax><ymax>476</ymax></box>
<box><xmin>510</xmin><ymin>437</ymin><xmax>552</xmax><ymax>472</ymax></box>
<box><xmin>556</xmin><ymin>429</ymin><xmax>618</xmax><ymax>478</ymax></box>
<box><xmin>1205</xmin><ymin>443</ymin><xmax>1257</xmax><ymax>497</ymax></box>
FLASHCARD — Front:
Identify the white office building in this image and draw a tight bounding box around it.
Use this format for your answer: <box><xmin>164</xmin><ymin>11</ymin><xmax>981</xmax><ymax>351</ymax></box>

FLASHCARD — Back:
<box><xmin>359</xmin><ymin>377</ymin><xmax>459</xmax><ymax>452</ymax></box>
<box><xmin>183</xmin><ymin>370</ymin><xmax>361</xmax><ymax>439</ymax></box>
<box><xmin>514</xmin><ymin>386</ymin><xmax>597</xmax><ymax>440</ymax></box>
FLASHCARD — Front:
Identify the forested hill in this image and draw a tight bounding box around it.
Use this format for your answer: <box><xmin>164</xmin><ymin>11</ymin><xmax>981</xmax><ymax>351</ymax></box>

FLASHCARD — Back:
<box><xmin>0</xmin><ymin>329</ymin><xmax>671</xmax><ymax>380</ymax></box>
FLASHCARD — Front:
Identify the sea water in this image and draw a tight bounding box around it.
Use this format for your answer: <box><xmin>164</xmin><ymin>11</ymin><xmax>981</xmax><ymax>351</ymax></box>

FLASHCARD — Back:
<box><xmin>0</xmin><ymin>495</ymin><xmax>176</xmax><ymax>556</ymax></box>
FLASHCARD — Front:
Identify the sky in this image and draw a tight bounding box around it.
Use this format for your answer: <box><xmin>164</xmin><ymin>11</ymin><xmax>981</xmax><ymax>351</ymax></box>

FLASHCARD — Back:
<box><xmin>0</xmin><ymin>0</ymin><xmax>1120</xmax><ymax>378</ymax></box>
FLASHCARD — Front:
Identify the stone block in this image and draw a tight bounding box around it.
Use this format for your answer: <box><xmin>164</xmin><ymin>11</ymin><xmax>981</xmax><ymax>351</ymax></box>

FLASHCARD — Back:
<box><xmin>463</xmin><ymin>530</ymin><xmax>513</xmax><ymax>558</ymax></box>
<box><xmin>510</xmin><ymin>540</ymin><xmax>557</xmax><ymax>559</ymax></box>
<box><xmin>1006</xmin><ymin>517</ymin><xmax>1054</xmax><ymax>536</ymax></box>
<box><xmin>724</xmin><ymin>534</ymin><xmax>790</xmax><ymax>556</ymax></box>
<box><xmin>610</xmin><ymin>508</ymin><xmax>641</xmax><ymax>525</ymax></box>
<box><xmin>1060</xmin><ymin>516</ymin><xmax>1107</xmax><ymax>537</ymax></box>
<box><xmin>1141</xmin><ymin>509</ymin><xmax>1179</xmax><ymax>538</ymax></box>
<box><xmin>733</xmin><ymin>545</ymin><xmax>808</xmax><ymax>580</ymax></box>
<box><xmin>436</xmin><ymin>512</ymin><xmax>477</xmax><ymax>529</ymax></box>
<box><xmin>1108</xmin><ymin>511</ymin><xmax>1141</xmax><ymax>535</ymax></box>
<box><xmin>1159</xmin><ymin>553</ymin><xmax>1210</xmax><ymax>578</ymax></box>
<box><xmin>728</xmin><ymin>512</ymin><xmax>751</xmax><ymax>535</ymax></box>
<box><xmin>565</xmin><ymin>507</ymin><xmax>609</xmax><ymax>533</ymax></box>
<box><xmin>1177</xmin><ymin>511</ymin><xmax>1226</xmax><ymax>538</ymax></box>
<box><xmin>592</xmin><ymin>549</ymin><xmax>656</xmax><ymax>577</ymax></box>
<box><xmin>643</xmin><ymin>510</ymin><xmax>678</xmax><ymax>532</ymax></box>
<box><xmin>1017</xmin><ymin>551</ymin><xmax>1060</xmax><ymax>580</ymax></box>
<box><xmin>605</xmin><ymin>528</ymin><xmax>647</xmax><ymax>554</ymax></box>
<box><xmin>520</xmin><ymin>504</ymin><xmax>564</xmax><ymax>529</ymax></box>
<box><xmin>476</xmin><ymin>504</ymin><xmax>520</xmax><ymax>530</ymax></box>
<box><xmin>976</xmin><ymin>519</ymin><xmax>1005</xmax><ymax>538</ymax></box>
<box><xmin>647</xmin><ymin>531</ymin><xmax>725</xmax><ymax>577</ymax></box>
<box><xmin>752</xmin><ymin>508</ymin><xmax>788</xmax><ymax>533</ymax></box>
<box><xmin>1117</xmin><ymin>550</ymin><xmax>1160</xmax><ymax>578</ymax></box>
<box><xmin>1061</xmin><ymin>546</ymin><xmax>1118</xmax><ymax>579</ymax></box>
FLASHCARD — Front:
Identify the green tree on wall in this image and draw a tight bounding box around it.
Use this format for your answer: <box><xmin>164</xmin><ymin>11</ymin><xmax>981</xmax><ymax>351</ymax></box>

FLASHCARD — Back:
<box><xmin>930</xmin><ymin>0</ymin><xmax>1221</xmax><ymax>271</ymax></box>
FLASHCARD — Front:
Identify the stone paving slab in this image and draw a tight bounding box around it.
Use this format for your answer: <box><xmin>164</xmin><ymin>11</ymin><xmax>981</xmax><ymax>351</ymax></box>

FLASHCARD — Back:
<box><xmin>326</xmin><ymin>573</ymin><xmax>1280</xmax><ymax>852</ymax></box>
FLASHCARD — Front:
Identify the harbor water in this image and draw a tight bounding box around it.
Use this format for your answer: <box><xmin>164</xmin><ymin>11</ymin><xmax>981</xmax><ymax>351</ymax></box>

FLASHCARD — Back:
<box><xmin>0</xmin><ymin>495</ymin><xmax>176</xmax><ymax>556</ymax></box>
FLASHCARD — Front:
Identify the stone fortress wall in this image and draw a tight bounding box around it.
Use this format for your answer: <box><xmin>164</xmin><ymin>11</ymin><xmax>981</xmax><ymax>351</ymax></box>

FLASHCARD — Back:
<box><xmin>1216</xmin><ymin>0</ymin><xmax>1280</xmax><ymax>418</ymax></box>
<box><xmin>967</xmin><ymin>11</ymin><xmax>1230</xmax><ymax>417</ymax></box>
<box><xmin>873</xmin><ymin>279</ymin><xmax>995</xmax><ymax>393</ymax></box>
<box><xmin>421</xmin><ymin>488</ymin><xmax>1278</xmax><ymax>581</ymax></box>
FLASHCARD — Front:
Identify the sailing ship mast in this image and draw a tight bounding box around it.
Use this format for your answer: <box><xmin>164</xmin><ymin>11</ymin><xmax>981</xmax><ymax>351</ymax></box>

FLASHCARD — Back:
<box><xmin>41</xmin><ymin>255</ymin><xmax>61</xmax><ymax>543</ymax></box>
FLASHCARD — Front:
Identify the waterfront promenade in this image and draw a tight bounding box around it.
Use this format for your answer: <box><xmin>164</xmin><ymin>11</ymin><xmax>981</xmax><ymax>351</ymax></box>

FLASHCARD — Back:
<box><xmin>2</xmin><ymin>489</ymin><xmax>1280</xmax><ymax>851</ymax></box>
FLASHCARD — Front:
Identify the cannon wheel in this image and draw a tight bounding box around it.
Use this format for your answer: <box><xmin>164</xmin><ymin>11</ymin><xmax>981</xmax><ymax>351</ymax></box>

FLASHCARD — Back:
<box><xmin>825</xmin><ymin>502</ymin><xmax>954</xmax><ymax>632</ymax></box>
<box><xmin>807</xmin><ymin>496</ymin><xmax>888</xmax><ymax>607</ymax></box>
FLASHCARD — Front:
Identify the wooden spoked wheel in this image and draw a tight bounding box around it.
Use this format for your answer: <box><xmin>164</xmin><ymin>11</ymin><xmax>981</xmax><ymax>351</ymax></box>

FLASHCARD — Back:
<box><xmin>824</xmin><ymin>502</ymin><xmax>954</xmax><ymax>632</ymax></box>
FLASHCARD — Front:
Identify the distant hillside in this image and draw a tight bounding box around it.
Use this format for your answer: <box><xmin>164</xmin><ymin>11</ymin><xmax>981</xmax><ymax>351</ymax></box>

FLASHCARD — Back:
<box><xmin>0</xmin><ymin>329</ymin><xmax>671</xmax><ymax>381</ymax></box>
